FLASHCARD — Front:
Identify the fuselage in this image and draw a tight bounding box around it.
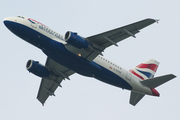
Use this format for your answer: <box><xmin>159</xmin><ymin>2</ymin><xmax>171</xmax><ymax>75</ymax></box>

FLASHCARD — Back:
<box><xmin>3</xmin><ymin>16</ymin><xmax>155</xmax><ymax>96</ymax></box>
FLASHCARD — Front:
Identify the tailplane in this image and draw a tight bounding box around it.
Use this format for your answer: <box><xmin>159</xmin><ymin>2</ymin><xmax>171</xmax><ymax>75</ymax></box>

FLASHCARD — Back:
<box><xmin>130</xmin><ymin>91</ymin><xmax>145</xmax><ymax>106</ymax></box>
<box><xmin>129</xmin><ymin>59</ymin><xmax>176</xmax><ymax>106</ymax></box>
<box><xmin>130</xmin><ymin>74</ymin><xmax>176</xmax><ymax>106</ymax></box>
<box><xmin>140</xmin><ymin>74</ymin><xmax>176</xmax><ymax>89</ymax></box>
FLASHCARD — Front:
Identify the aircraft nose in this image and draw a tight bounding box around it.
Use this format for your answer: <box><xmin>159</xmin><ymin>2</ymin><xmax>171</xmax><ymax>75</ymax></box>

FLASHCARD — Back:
<box><xmin>3</xmin><ymin>17</ymin><xmax>17</xmax><ymax>30</ymax></box>
<box><xmin>3</xmin><ymin>17</ymin><xmax>12</xmax><ymax>28</ymax></box>
<box><xmin>3</xmin><ymin>18</ymin><xmax>9</xmax><ymax>26</ymax></box>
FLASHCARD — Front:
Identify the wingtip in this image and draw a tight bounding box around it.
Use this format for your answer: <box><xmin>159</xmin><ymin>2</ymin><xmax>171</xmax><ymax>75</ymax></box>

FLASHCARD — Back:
<box><xmin>154</xmin><ymin>19</ymin><xmax>160</xmax><ymax>23</ymax></box>
<box><xmin>147</xmin><ymin>18</ymin><xmax>160</xmax><ymax>23</ymax></box>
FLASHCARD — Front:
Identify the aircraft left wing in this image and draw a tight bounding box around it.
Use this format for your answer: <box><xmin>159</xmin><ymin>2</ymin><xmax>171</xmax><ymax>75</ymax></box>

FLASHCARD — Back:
<box><xmin>81</xmin><ymin>19</ymin><xmax>158</xmax><ymax>61</ymax></box>
<box><xmin>37</xmin><ymin>58</ymin><xmax>75</xmax><ymax>105</ymax></box>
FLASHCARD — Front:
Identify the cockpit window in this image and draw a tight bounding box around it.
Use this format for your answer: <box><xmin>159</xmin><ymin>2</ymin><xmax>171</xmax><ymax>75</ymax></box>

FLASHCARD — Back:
<box><xmin>17</xmin><ymin>16</ymin><xmax>25</xmax><ymax>19</ymax></box>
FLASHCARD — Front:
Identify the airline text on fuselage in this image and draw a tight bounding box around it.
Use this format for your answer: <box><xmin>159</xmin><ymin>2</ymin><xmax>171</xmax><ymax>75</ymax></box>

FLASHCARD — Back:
<box><xmin>28</xmin><ymin>18</ymin><xmax>64</xmax><ymax>40</ymax></box>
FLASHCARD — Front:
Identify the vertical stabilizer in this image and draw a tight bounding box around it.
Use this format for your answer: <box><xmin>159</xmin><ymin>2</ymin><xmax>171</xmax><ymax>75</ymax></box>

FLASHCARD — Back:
<box><xmin>130</xmin><ymin>59</ymin><xmax>159</xmax><ymax>80</ymax></box>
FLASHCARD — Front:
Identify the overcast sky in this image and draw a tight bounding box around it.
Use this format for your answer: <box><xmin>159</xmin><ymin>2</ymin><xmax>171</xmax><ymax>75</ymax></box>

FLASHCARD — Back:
<box><xmin>1</xmin><ymin>0</ymin><xmax>180</xmax><ymax>120</ymax></box>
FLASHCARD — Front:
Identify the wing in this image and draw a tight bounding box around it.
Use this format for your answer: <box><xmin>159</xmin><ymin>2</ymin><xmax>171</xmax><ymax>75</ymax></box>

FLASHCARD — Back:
<box><xmin>37</xmin><ymin>58</ymin><xmax>75</xmax><ymax>105</ymax></box>
<box><xmin>87</xmin><ymin>18</ymin><xmax>158</xmax><ymax>49</ymax></box>
<box><xmin>82</xmin><ymin>19</ymin><xmax>158</xmax><ymax>61</ymax></box>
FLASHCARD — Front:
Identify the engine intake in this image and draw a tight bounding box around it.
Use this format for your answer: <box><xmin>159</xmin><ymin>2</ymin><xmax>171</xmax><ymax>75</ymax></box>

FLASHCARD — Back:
<box><xmin>65</xmin><ymin>31</ymin><xmax>89</xmax><ymax>49</ymax></box>
<box><xmin>26</xmin><ymin>60</ymin><xmax>50</xmax><ymax>78</ymax></box>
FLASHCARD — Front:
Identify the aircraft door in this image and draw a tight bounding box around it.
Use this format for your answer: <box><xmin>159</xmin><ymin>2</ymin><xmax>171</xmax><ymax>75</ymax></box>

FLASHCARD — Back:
<box><xmin>126</xmin><ymin>71</ymin><xmax>131</xmax><ymax>81</ymax></box>
<box><xmin>31</xmin><ymin>21</ymin><xmax>37</xmax><ymax>28</ymax></box>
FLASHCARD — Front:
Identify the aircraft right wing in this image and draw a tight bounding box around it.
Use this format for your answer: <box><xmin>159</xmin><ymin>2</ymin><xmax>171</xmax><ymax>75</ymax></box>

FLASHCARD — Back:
<box><xmin>77</xmin><ymin>19</ymin><xmax>158</xmax><ymax>61</ymax></box>
<box><xmin>37</xmin><ymin>58</ymin><xmax>75</xmax><ymax>105</ymax></box>
<box><xmin>87</xmin><ymin>18</ymin><xmax>158</xmax><ymax>49</ymax></box>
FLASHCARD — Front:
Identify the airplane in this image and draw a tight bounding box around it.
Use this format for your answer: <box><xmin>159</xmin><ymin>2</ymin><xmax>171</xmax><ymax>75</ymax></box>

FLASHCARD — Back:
<box><xmin>3</xmin><ymin>16</ymin><xmax>176</xmax><ymax>106</ymax></box>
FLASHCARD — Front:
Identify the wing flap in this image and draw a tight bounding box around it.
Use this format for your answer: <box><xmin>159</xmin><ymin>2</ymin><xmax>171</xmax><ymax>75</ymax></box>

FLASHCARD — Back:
<box><xmin>101</xmin><ymin>29</ymin><xmax>140</xmax><ymax>48</ymax></box>
<box><xmin>37</xmin><ymin>58</ymin><xmax>75</xmax><ymax>105</ymax></box>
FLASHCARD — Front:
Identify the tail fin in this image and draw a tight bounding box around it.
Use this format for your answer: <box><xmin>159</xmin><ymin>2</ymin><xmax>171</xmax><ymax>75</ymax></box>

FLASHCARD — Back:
<box><xmin>130</xmin><ymin>59</ymin><xmax>159</xmax><ymax>80</ymax></box>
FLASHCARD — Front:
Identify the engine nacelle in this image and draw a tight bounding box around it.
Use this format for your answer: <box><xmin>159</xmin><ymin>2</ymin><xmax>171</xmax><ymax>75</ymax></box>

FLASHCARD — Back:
<box><xmin>65</xmin><ymin>31</ymin><xmax>90</xmax><ymax>49</ymax></box>
<box><xmin>26</xmin><ymin>60</ymin><xmax>50</xmax><ymax>78</ymax></box>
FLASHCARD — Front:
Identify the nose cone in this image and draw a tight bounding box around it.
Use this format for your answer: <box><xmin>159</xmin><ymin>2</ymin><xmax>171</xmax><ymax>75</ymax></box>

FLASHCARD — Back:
<box><xmin>3</xmin><ymin>17</ymin><xmax>21</xmax><ymax>33</ymax></box>
<box><xmin>3</xmin><ymin>17</ymin><xmax>14</xmax><ymax>29</ymax></box>
<box><xmin>3</xmin><ymin>18</ymin><xmax>9</xmax><ymax>27</ymax></box>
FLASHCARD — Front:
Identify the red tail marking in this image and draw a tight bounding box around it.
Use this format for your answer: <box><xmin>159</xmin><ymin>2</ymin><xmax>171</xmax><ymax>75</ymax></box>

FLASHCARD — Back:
<box><xmin>129</xmin><ymin>69</ymin><xmax>144</xmax><ymax>80</ymax></box>
<box><xmin>136</xmin><ymin>63</ymin><xmax>158</xmax><ymax>72</ymax></box>
<box><xmin>151</xmin><ymin>88</ymin><xmax>160</xmax><ymax>96</ymax></box>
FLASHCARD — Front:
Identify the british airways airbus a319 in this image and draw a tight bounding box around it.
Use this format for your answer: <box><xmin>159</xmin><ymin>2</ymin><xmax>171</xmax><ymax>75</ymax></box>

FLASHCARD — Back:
<box><xmin>3</xmin><ymin>16</ymin><xmax>176</xmax><ymax>106</ymax></box>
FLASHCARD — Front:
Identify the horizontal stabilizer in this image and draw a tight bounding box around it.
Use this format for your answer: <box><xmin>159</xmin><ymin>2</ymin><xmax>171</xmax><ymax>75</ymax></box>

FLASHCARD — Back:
<box><xmin>130</xmin><ymin>91</ymin><xmax>145</xmax><ymax>106</ymax></box>
<box><xmin>140</xmin><ymin>74</ymin><xmax>176</xmax><ymax>88</ymax></box>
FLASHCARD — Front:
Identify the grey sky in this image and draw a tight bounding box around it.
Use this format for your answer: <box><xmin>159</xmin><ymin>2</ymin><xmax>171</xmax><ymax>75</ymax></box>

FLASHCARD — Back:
<box><xmin>1</xmin><ymin>0</ymin><xmax>179</xmax><ymax>120</ymax></box>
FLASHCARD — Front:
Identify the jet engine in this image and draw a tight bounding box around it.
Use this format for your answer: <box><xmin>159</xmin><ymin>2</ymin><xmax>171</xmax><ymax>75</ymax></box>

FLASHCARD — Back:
<box><xmin>65</xmin><ymin>31</ymin><xmax>90</xmax><ymax>49</ymax></box>
<box><xmin>26</xmin><ymin>60</ymin><xmax>50</xmax><ymax>78</ymax></box>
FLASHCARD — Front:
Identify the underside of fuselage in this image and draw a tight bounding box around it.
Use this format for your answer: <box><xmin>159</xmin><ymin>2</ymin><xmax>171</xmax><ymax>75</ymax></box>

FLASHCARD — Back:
<box><xmin>4</xmin><ymin>20</ymin><xmax>132</xmax><ymax>90</ymax></box>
